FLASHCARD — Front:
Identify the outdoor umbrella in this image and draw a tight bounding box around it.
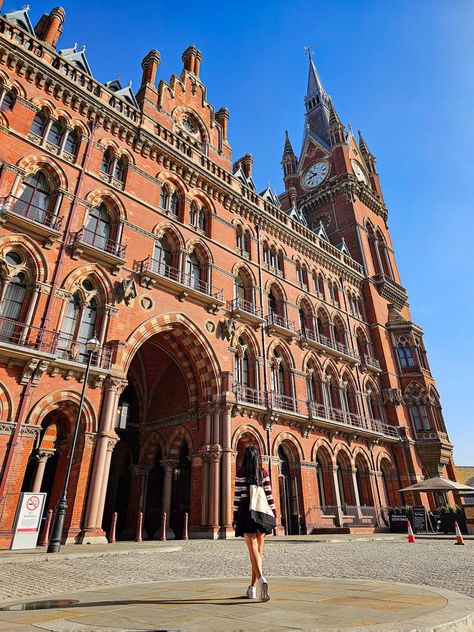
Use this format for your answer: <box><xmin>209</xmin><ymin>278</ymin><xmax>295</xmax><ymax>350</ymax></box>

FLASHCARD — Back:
<box><xmin>399</xmin><ymin>477</ymin><xmax>474</xmax><ymax>493</ymax></box>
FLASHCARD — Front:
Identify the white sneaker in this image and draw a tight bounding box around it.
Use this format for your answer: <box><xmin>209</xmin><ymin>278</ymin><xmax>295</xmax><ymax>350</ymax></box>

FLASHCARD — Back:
<box><xmin>257</xmin><ymin>576</ymin><xmax>270</xmax><ymax>602</ymax></box>
<box><xmin>245</xmin><ymin>585</ymin><xmax>256</xmax><ymax>599</ymax></box>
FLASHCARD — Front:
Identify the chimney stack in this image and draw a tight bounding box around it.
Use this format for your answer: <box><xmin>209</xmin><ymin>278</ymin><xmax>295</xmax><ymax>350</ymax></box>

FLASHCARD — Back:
<box><xmin>141</xmin><ymin>49</ymin><xmax>161</xmax><ymax>88</ymax></box>
<box><xmin>242</xmin><ymin>153</ymin><xmax>253</xmax><ymax>179</ymax></box>
<box><xmin>182</xmin><ymin>45</ymin><xmax>203</xmax><ymax>78</ymax></box>
<box><xmin>216</xmin><ymin>107</ymin><xmax>229</xmax><ymax>142</ymax></box>
<box><xmin>42</xmin><ymin>6</ymin><xmax>66</xmax><ymax>47</ymax></box>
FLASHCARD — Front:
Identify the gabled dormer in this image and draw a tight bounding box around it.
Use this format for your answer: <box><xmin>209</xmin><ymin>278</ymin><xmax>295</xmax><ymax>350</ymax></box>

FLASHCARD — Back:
<box><xmin>58</xmin><ymin>44</ymin><xmax>92</xmax><ymax>75</ymax></box>
<box><xmin>105</xmin><ymin>79</ymin><xmax>139</xmax><ymax>109</ymax></box>
<box><xmin>3</xmin><ymin>6</ymin><xmax>35</xmax><ymax>35</ymax></box>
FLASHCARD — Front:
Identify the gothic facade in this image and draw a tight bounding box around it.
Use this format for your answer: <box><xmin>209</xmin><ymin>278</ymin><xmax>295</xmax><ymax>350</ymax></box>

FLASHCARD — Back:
<box><xmin>0</xmin><ymin>4</ymin><xmax>455</xmax><ymax>547</ymax></box>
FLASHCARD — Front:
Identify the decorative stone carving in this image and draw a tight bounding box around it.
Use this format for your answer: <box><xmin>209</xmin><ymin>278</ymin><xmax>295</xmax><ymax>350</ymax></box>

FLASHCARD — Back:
<box><xmin>382</xmin><ymin>387</ymin><xmax>403</xmax><ymax>406</ymax></box>
<box><xmin>220</xmin><ymin>318</ymin><xmax>237</xmax><ymax>342</ymax></box>
<box><xmin>119</xmin><ymin>278</ymin><xmax>138</xmax><ymax>305</ymax></box>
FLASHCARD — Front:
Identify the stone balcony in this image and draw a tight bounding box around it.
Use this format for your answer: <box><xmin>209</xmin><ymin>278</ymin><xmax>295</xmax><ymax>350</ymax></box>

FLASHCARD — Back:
<box><xmin>299</xmin><ymin>328</ymin><xmax>360</xmax><ymax>364</ymax></box>
<box><xmin>69</xmin><ymin>228</ymin><xmax>127</xmax><ymax>274</ymax></box>
<box><xmin>226</xmin><ymin>297</ymin><xmax>264</xmax><ymax>325</ymax></box>
<box><xmin>0</xmin><ymin>195</ymin><xmax>62</xmax><ymax>248</ymax></box>
<box><xmin>265</xmin><ymin>312</ymin><xmax>296</xmax><ymax>339</ymax></box>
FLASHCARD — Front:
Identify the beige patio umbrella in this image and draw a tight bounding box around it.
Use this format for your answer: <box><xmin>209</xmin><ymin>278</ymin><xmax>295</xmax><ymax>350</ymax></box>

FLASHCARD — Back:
<box><xmin>399</xmin><ymin>477</ymin><xmax>474</xmax><ymax>493</ymax></box>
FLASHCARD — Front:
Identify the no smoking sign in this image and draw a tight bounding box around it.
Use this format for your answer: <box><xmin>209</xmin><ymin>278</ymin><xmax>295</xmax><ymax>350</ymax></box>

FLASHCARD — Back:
<box><xmin>26</xmin><ymin>496</ymin><xmax>40</xmax><ymax>512</ymax></box>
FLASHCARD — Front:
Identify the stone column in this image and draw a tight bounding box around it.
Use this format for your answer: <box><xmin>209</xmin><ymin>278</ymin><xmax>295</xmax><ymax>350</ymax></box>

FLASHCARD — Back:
<box><xmin>221</xmin><ymin>406</ymin><xmax>233</xmax><ymax>532</ymax></box>
<box><xmin>208</xmin><ymin>448</ymin><xmax>222</xmax><ymax>536</ymax></box>
<box><xmin>351</xmin><ymin>468</ymin><xmax>363</xmax><ymax>519</ymax></box>
<box><xmin>82</xmin><ymin>377</ymin><xmax>125</xmax><ymax>538</ymax></box>
<box><xmin>200</xmin><ymin>451</ymin><xmax>210</xmax><ymax>527</ymax></box>
<box><xmin>31</xmin><ymin>450</ymin><xmax>54</xmax><ymax>492</ymax></box>
<box><xmin>331</xmin><ymin>465</ymin><xmax>344</xmax><ymax>527</ymax></box>
<box><xmin>161</xmin><ymin>460</ymin><xmax>177</xmax><ymax>538</ymax></box>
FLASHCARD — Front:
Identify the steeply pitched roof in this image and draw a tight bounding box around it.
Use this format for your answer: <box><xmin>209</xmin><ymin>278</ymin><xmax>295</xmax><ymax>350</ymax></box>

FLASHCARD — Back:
<box><xmin>3</xmin><ymin>6</ymin><xmax>35</xmax><ymax>35</ymax></box>
<box><xmin>58</xmin><ymin>44</ymin><xmax>92</xmax><ymax>76</ymax></box>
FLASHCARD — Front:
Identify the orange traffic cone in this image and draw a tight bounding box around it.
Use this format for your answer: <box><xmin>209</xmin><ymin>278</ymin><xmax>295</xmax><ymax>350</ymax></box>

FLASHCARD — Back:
<box><xmin>454</xmin><ymin>521</ymin><xmax>465</xmax><ymax>545</ymax></box>
<box><xmin>407</xmin><ymin>520</ymin><xmax>416</xmax><ymax>543</ymax></box>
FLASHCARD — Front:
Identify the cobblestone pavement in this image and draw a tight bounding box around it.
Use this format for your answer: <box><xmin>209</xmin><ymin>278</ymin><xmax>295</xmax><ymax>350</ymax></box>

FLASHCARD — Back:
<box><xmin>0</xmin><ymin>539</ymin><xmax>472</xmax><ymax>605</ymax></box>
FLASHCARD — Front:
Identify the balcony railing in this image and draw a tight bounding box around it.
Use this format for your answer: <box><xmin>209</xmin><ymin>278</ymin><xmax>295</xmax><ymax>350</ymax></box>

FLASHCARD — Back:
<box><xmin>138</xmin><ymin>258</ymin><xmax>224</xmax><ymax>301</ymax></box>
<box><xmin>56</xmin><ymin>335</ymin><xmax>114</xmax><ymax>370</ymax></box>
<box><xmin>0</xmin><ymin>195</ymin><xmax>62</xmax><ymax>230</ymax></box>
<box><xmin>233</xmin><ymin>382</ymin><xmax>398</xmax><ymax>439</ymax></box>
<box><xmin>72</xmin><ymin>228</ymin><xmax>126</xmax><ymax>258</ymax></box>
<box><xmin>233</xmin><ymin>384</ymin><xmax>266</xmax><ymax>407</ymax></box>
<box><xmin>299</xmin><ymin>328</ymin><xmax>359</xmax><ymax>361</ymax></box>
<box><xmin>0</xmin><ymin>316</ymin><xmax>58</xmax><ymax>354</ymax></box>
<box><xmin>227</xmin><ymin>297</ymin><xmax>262</xmax><ymax>318</ymax></box>
<box><xmin>266</xmin><ymin>312</ymin><xmax>296</xmax><ymax>332</ymax></box>
<box><xmin>363</xmin><ymin>354</ymin><xmax>381</xmax><ymax>370</ymax></box>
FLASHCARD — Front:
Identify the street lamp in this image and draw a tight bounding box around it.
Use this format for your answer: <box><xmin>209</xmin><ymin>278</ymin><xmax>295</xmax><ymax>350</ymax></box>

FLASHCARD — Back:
<box><xmin>47</xmin><ymin>335</ymin><xmax>101</xmax><ymax>553</ymax></box>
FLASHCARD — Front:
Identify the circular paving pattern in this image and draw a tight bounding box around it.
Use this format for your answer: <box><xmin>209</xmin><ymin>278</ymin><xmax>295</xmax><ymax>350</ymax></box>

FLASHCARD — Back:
<box><xmin>0</xmin><ymin>576</ymin><xmax>473</xmax><ymax>631</ymax></box>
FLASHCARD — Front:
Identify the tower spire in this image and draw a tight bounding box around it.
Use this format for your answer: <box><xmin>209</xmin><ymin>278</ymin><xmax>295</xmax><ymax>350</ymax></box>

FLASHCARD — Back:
<box><xmin>281</xmin><ymin>130</ymin><xmax>297</xmax><ymax>187</ymax></box>
<box><xmin>303</xmin><ymin>49</ymin><xmax>331</xmax><ymax>148</ymax></box>
<box><xmin>358</xmin><ymin>129</ymin><xmax>376</xmax><ymax>172</ymax></box>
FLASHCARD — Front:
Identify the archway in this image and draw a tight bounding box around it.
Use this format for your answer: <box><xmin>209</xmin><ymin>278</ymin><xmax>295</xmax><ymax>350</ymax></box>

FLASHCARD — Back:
<box><xmin>277</xmin><ymin>441</ymin><xmax>301</xmax><ymax>535</ymax></box>
<box><xmin>355</xmin><ymin>453</ymin><xmax>374</xmax><ymax>507</ymax></box>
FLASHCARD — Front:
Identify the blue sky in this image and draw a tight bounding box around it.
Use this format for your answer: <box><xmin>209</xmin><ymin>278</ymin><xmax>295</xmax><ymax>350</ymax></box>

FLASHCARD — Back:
<box><xmin>6</xmin><ymin>1</ymin><xmax>473</xmax><ymax>464</ymax></box>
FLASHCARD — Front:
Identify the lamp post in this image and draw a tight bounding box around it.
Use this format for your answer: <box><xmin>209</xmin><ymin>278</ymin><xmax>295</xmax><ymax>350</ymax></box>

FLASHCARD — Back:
<box><xmin>47</xmin><ymin>335</ymin><xmax>101</xmax><ymax>553</ymax></box>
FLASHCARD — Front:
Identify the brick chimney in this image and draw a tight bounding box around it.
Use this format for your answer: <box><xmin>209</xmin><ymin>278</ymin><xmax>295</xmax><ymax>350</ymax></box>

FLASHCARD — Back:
<box><xmin>41</xmin><ymin>6</ymin><xmax>66</xmax><ymax>47</ymax></box>
<box><xmin>216</xmin><ymin>107</ymin><xmax>229</xmax><ymax>142</ymax></box>
<box><xmin>140</xmin><ymin>49</ymin><xmax>161</xmax><ymax>88</ymax></box>
<box><xmin>182</xmin><ymin>45</ymin><xmax>203</xmax><ymax>78</ymax></box>
<box><xmin>242</xmin><ymin>153</ymin><xmax>253</xmax><ymax>179</ymax></box>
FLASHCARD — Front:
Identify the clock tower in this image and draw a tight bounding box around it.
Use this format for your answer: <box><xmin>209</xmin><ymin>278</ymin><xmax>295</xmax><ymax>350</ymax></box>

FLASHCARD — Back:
<box><xmin>280</xmin><ymin>51</ymin><xmax>455</xmax><ymax>480</ymax></box>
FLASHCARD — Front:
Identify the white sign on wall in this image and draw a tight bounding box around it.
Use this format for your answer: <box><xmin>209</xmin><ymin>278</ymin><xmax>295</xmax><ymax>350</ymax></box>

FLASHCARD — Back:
<box><xmin>11</xmin><ymin>492</ymin><xmax>47</xmax><ymax>550</ymax></box>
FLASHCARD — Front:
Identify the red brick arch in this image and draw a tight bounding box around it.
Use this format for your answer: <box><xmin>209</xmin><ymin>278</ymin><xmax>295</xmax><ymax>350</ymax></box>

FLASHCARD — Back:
<box><xmin>0</xmin><ymin>383</ymin><xmax>13</xmax><ymax>421</ymax></box>
<box><xmin>166</xmin><ymin>425</ymin><xmax>194</xmax><ymax>459</ymax></box>
<box><xmin>0</xmin><ymin>233</ymin><xmax>49</xmax><ymax>283</ymax></box>
<box><xmin>272</xmin><ymin>431</ymin><xmax>304</xmax><ymax>461</ymax></box>
<box><xmin>122</xmin><ymin>313</ymin><xmax>221</xmax><ymax>402</ymax></box>
<box><xmin>27</xmin><ymin>389</ymin><xmax>97</xmax><ymax>434</ymax></box>
<box><xmin>15</xmin><ymin>155</ymin><xmax>68</xmax><ymax>191</ymax></box>
<box><xmin>139</xmin><ymin>431</ymin><xmax>166</xmax><ymax>465</ymax></box>
<box><xmin>231</xmin><ymin>424</ymin><xmax>266</xmax><ymax>454</ymax></box>
<box><xmin>61</xmin><ymin>264</ymin><xmax>114</xmax><ymax>304</ymax></box>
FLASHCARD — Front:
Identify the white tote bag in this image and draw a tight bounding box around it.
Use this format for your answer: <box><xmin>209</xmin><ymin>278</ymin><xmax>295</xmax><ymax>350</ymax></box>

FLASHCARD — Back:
<box><xmin>249</xmin><ymin>484</ymin><xmax>276</xmax><ymax>530</ymax></box>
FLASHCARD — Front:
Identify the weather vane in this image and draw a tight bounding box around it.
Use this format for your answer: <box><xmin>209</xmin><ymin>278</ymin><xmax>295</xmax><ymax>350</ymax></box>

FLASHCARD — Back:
<box><xmin>304</xmin><ymin>45</ymin><xmax>314</xmax><ymax>61</ymax></box>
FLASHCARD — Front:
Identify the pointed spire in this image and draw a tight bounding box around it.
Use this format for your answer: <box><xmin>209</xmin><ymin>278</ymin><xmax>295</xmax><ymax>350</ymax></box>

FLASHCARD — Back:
<box><xmin>328</xmin><ymin>99</ymin><xmax>346</xmax><ymax>146</ymax></box>
<box><xmin>281</xmin><ymin>130</ymin><xmax>297</xmax><ymax>181</ymax></box>
<box><xmin>303</xmin><ymin>49</ymin><xmax>331</xmax><ymax>148</ymax></box>
<box><xmin>358</xmin><ymin>129</ymin><xmax>376</xmax><ymax>172</ymax></box>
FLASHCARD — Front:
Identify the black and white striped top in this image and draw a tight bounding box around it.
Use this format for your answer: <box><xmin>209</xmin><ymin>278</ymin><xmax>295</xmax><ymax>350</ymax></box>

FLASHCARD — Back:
<box><xmin>233</xmin><ymin>467</ymin><xmax>276</xmax><ymax>519</ymax></box>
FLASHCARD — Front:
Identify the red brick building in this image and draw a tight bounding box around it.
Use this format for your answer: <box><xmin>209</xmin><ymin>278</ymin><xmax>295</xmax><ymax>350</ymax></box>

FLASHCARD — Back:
<box><xmin>0</xmin><ymin>4</ymin><xmax>456</xmax><ymax>547</ymax></box>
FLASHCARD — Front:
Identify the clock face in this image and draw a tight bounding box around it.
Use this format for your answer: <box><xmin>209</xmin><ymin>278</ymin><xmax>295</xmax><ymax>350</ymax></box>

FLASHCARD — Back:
<box><xmin>302</xmin><ymin>161</ymin><xmax>329</xmax><ymax>189</ymax></box>
<box><xmin>351</xmin><ymin>160</ymin><xmax>368</xmax><ymax>184</ymax></box>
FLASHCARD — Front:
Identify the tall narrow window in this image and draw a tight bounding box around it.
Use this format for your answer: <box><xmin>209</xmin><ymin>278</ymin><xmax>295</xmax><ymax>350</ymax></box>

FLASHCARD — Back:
<box><xmin>397</xmin><ymin>342</ymin><xmax>415</xmax><ymax>369</ymax></box>
<box><xmin>410</xmin><ymin>404</ymin><xmax>430</xmax><ymax>431</ymax></box>
<box><xmin>47</xmin><ymin>120</ymin><xmax>63</xmax><ymax>147</ymax></box>
<box><xmin>0</xmin><ymin>91</ymin><xmax>15</xmax><ymax>113</ymax></box>
<box><xmin>153</xmin><ymin>235</ymin><xmax>172</xmax><ymax>276</ymax></box>
<box><xmin>159</xmin><ymin>184</ymin><xmax>169</xmax><ymax>210</ymax></box>
<box><xmin>101</xmin><ymin>149</ymin><xmax>113</xmax><ymax>175</ymax></box>
<box><xmin>169</xmin><ymin>191</ymin><xmax>179</xmax><ymax>216</ymax></box>
<box><xmin>30</xmin><ymin>111</ymin><xmax>47</xmax><ymax>137</ymax></box>
<box><xmin>84</xmin><ymin>204</ymin><xmax>111</xmax><ymax>251</ymax></box>
<box><xmin>189</xmin><ymin>202</ymin><xmax>197</xmax><ymax>226</ymax></box>
<box><xmin>114</xmin><ymin>157</ymin><xmax>126</xmax><ymax>182</ymax></box>
<box><xmin>316</xmin><ymin>458</ymin><xmax>326</xmax><ymax>506</ymax></box>
<box><xmin>64</xmin><ymin>130</ymin><xmax>79</xmax><ymax>155</ymax></box>
<box><xmin>14</xmin><ymin>172</ymin><xmax>52</xmax><ymax>224</ymax></box>
<box><xmin>198</xmin><ymin>207</ymin><xmax>207</xmax><ymax>233</ymax></box>
<box><xmin>187</xmin><ymin>252</ymin><xmax>201</xmax><ymax>291</ymax></box>
<box><xmin>268</xmin><ymin>291</ymin><xmax>278</xmax><ymax>316</ymax></box>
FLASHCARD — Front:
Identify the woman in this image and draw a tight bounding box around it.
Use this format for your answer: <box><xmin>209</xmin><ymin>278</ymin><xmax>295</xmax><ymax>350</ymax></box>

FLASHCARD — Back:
<box><xmin>233</xmin><ymin>445</ymin><xmax>276</xmax><ymax>602</ymax></box>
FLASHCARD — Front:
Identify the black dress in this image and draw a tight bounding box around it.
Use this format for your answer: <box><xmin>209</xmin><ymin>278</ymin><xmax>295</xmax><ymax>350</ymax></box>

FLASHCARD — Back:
<box><xmin>233</xmin><ymin>467</ymin><xmax>276</xmax><ymax>537</ymax></box>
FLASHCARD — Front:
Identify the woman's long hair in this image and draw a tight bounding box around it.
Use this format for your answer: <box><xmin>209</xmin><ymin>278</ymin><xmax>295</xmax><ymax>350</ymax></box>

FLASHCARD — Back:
<box><xmin>243</xmin><ymin>445</ymin><xmax>263</xmax><ymax>486</ymax></box>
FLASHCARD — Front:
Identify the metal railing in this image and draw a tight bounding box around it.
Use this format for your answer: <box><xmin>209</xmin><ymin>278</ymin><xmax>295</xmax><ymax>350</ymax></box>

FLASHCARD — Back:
<box><xmin>73</xmin><ymin>228</ymin><xmax>127</xmax><ymax>258</ymax></box>
<box><xmin>266</xmin><ymin>312</ymin><xmax>296</xmax><ymax>332</ymax></box>
<box><xmin>363</xmin><ymin>354</ymin><xmax>381</xmax><ymax>370</ymax></box>
<box><xmin>56</xmin><ymin>335</ymin><xmax>114</xmax><ymax>369</ymax></box>
<box><xmin>227</xmin><ymin>297</ymin><xmax>262</xmax><ymax>317</ymax></box>
<box><xmin>0</xmin><ymin>195</ymin><xmax>62</xmax><ymax>230</ymax></box>
<box><xmin>0</xmin><ymin>316</ymin><xmax>58</xmax><ymax>354</ymax></box>
<box><xmin>233</xmin><ymin>384</ymin><xmax>266</xmax><ymax>407</ymax></box>
<box><xmin>308</xmin><ymin>401</ymin><xmax>398</xmax><ymax>438</ymax></box>
<box><xmin>137</xmin><ymin>257</ymin><xmax>223</xmax><ymax>301</ymax></box>
<box><xmin>299</xmin><ymin>328</ymin><xmax>359</xmax><ymax>360</ymax></box>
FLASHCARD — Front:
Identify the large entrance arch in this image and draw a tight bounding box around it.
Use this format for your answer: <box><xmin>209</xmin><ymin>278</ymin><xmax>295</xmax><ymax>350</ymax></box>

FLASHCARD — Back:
<box><xmin>102</xmin><ymin>314</ymin><xmax>222</xmax><ymax>540</ymax></box>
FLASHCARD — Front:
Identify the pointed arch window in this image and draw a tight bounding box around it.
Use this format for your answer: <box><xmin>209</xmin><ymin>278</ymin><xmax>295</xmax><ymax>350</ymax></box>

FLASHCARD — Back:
<box><xmin>169</xmin><ymin>191</ymin><xmax>179</xmax><ymax>216</ymax></box>
<box><xmin>159</xmin><ymin>184</ymin><xmax>169</xmax><ymax>210</ymax></box>
<box><xmin>58</xmin><ymin>288</ymin><xmax>100</xmax><ymax>363</ymax></box>
<box><xmin>316</xmin><ymin>457</ymin><xmax>326</xmax><ymax>506</ymax></box>
<box><xmin>47</xmin><ymin>120</ymin><xmax>63</xmax><ymax>147</ymax></box>
<box><xmin>84</xmin><ymin>203</ymin><xmax>112</xmax><ymax>252</ymax></box>
<box><xmin>307</xmin><ymin>371</ymin><xmax>323</xmax><ymax>405</ymax></box>
<box><xmin>268</xmin><ymin>291</ymin><xmax>278</xmax><ymax>316</ymax></box>
<box><xmin>397</xmin><ymin>341</ymin><xmax>415</xmax><ymax>369</ymax></box>
<box><xmin>315</xmin><ymin>273</ymin><xmax>325</xmax><ymax>297</ymax></box>
<box><xmin>30</xmin><ymin>111</ymin><xmax>47</xmax><ymax>137</ymax></box>
<box><xmin>0</xmin><ymin>91</ymin><xmax>15</xmax><ymax>113</ymax></box>
<box><xmin>409</xmin><ymin>403</ymin><xmax>430</xmax><ymax>431</ymax></box>
<box><xmin>100</xmin><ymin>149</ymin><xmax>113</xmax><ymax>175</ymax></box>
<box><xmin>186</xmin><ymin>251</ymin><xmax>202</xmax><ymax>291</ymax></box>
<box><xmin>13</xmin><ymin>172</ymin><xmax>53</xmax><ymax>225</ymax></box>
<box><xmin>64</xmin><ymin>129</ymin><xmax>79</xmax><ymax>155</ymax></box>
<box><xmin>271</xmin><ymin>352</ymin><xmax>286</xmax><ymax>396</ymax></box>
<box><xmin>113</xmin><ymin>156</ymin><xmax>126</xmax><ymax>182</ymax></box>
<box><xmin>0</xmin><ymin>269</ymin><xmax>28</xmax><ymax>342</ymax></box>
<box><xmin>235</xmin><ymin>338</ymin><xmax>250</xmax><ymax>388</ymax></box>
<box><xmin>153</xmin><ymin>234</ymin><xmax>173</xmax><ymax>277</ymax></box>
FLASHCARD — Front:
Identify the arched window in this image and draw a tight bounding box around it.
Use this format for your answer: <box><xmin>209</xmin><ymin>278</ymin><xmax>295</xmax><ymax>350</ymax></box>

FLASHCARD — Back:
<box><xmin>64</xmin><ymin>129</ymin><xmax>79</xmax><ymax>155</ymax></box>
<box><xmin>198</xmin><ymin>207</ymin><xmax>207</xmax><ymax>232</ymax></box>
<box><xmin>0</xmin><ymin>91</ymin><xmax>15</xmax><ymax>113</ymax></box>
<box><xmin>235</xmin><ymin>274</ymin><xmax>246</xmax><ymax>303</ymax></box>
<box><xmin>316</xmin><ymin>457</ymin><xmax>326</xmax><ymax>506</ymax></box>
<box><xmin>268</xmin><ymin>291</ymin><xmax>278</xmax><ymax>316</ymax></box>
<box><xmin>236</xmin><ymin>227</ymin><xmax>251</xmax><ymax>258</ymax></box>
<box><xmin>409</xmin><ymin>403</ymin><xmax>430</xmax><ymax>431</ymax></box>
<box><xmin>169</xmin><ymin>191</ymin><xmax>179</xmax><ymax>216</ymax></box>
<box><xmin>329</xmin><ymin>281</ymin><xmax>340</xmax><ymax>307</ymax></box>
<box><xmin>47</xmin><ymin>120</ymin><xmax>63</xmax><ymax>147</ymax></box>
<box><xmin>58</xmin><ymin>283</ymin><xmax>100</xmax><ymax>363</ymax></box>
<box><xmin>342</xmin><ymin>378</ymin><xmax>358</xmax><ymax>415</ymax></box>
<box><xmin>13</xmin><ymin>172</ymin><xmax>52</xmax><ymax>224</ymax></box>
<box><xmin>159</xmin><ymin>184</ymin><xmax>169</xmax><ymax>210</ymax></box>
<box><xmin>0</xmin><ymin>251</ymin><xmax>32</xmax><ymax>343</ymax></box>
<box><xmin>271</xmin><ymin>350</ymin><xmax>286</xmax><ymax>396</ymax></box>
<box><xmin>101</xmin><ymin>149</ymin><xmax>113</xmax><ymax>175</ymax></box>
<box><xmin>366</xmin><ymin>388</ymin><xmax>382</xmax><ymax>420</ymax></box>
<box><xmin>84</xmin><ymin>203</ymin><xmax>111</xmax><ymax>251</ymax></box>
<box><xmin>307</xmin><ymin>370</ymin><xmax>323</xmax><ymax>405</ymax></box>
<box><xmin>153</xmin><ymin>235</ymin><xmax>173</xmax><ymax>276</ymax></box>
<box><xmin>235</xmin><ymin>338</ymin><xmax>250</xmax><ymax>388</ymax></box>
<box><xmin>397</xmin><ymin>341</ymin><xmax>415</xmax><ymax>369</ymax></box>
<box><xmin>186</xmin><ymin>251</ymin><xmax>202</xmax><ymax>291</ymax></box>
<box><xmin>113</xmin><ymin>156</ymin><xmax>126</xmax><ymax>182</ymax></box>
<box><xmin>315</xmin><ymin>272</ymin><xmax>325</xmax><ymax>297</ymax></box>
<box><xmin>333</xmin><ymin>318</ymin><xmax>347</xmax><ymax>347</ymax></box>
<box><xmin>190</xmin><ymin>202</ymin><xmax>208</xmax><ymax>233</ymax></box>
<box><xmin>30</xmin><ymin>111</ymin><xmax>47</xmax><ymax>137</ymax></box>
<box><xmin>326</xmin><ymin>371</ymin><xmax>341</xmax><ymax>409</ymax></box>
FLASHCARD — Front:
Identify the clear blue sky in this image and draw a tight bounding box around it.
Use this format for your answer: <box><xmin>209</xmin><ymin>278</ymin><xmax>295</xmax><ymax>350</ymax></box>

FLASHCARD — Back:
<box><xmin>6</xmin><ymin>1</ymin><xmax>473</xmax><ymax>464</ymax></box>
